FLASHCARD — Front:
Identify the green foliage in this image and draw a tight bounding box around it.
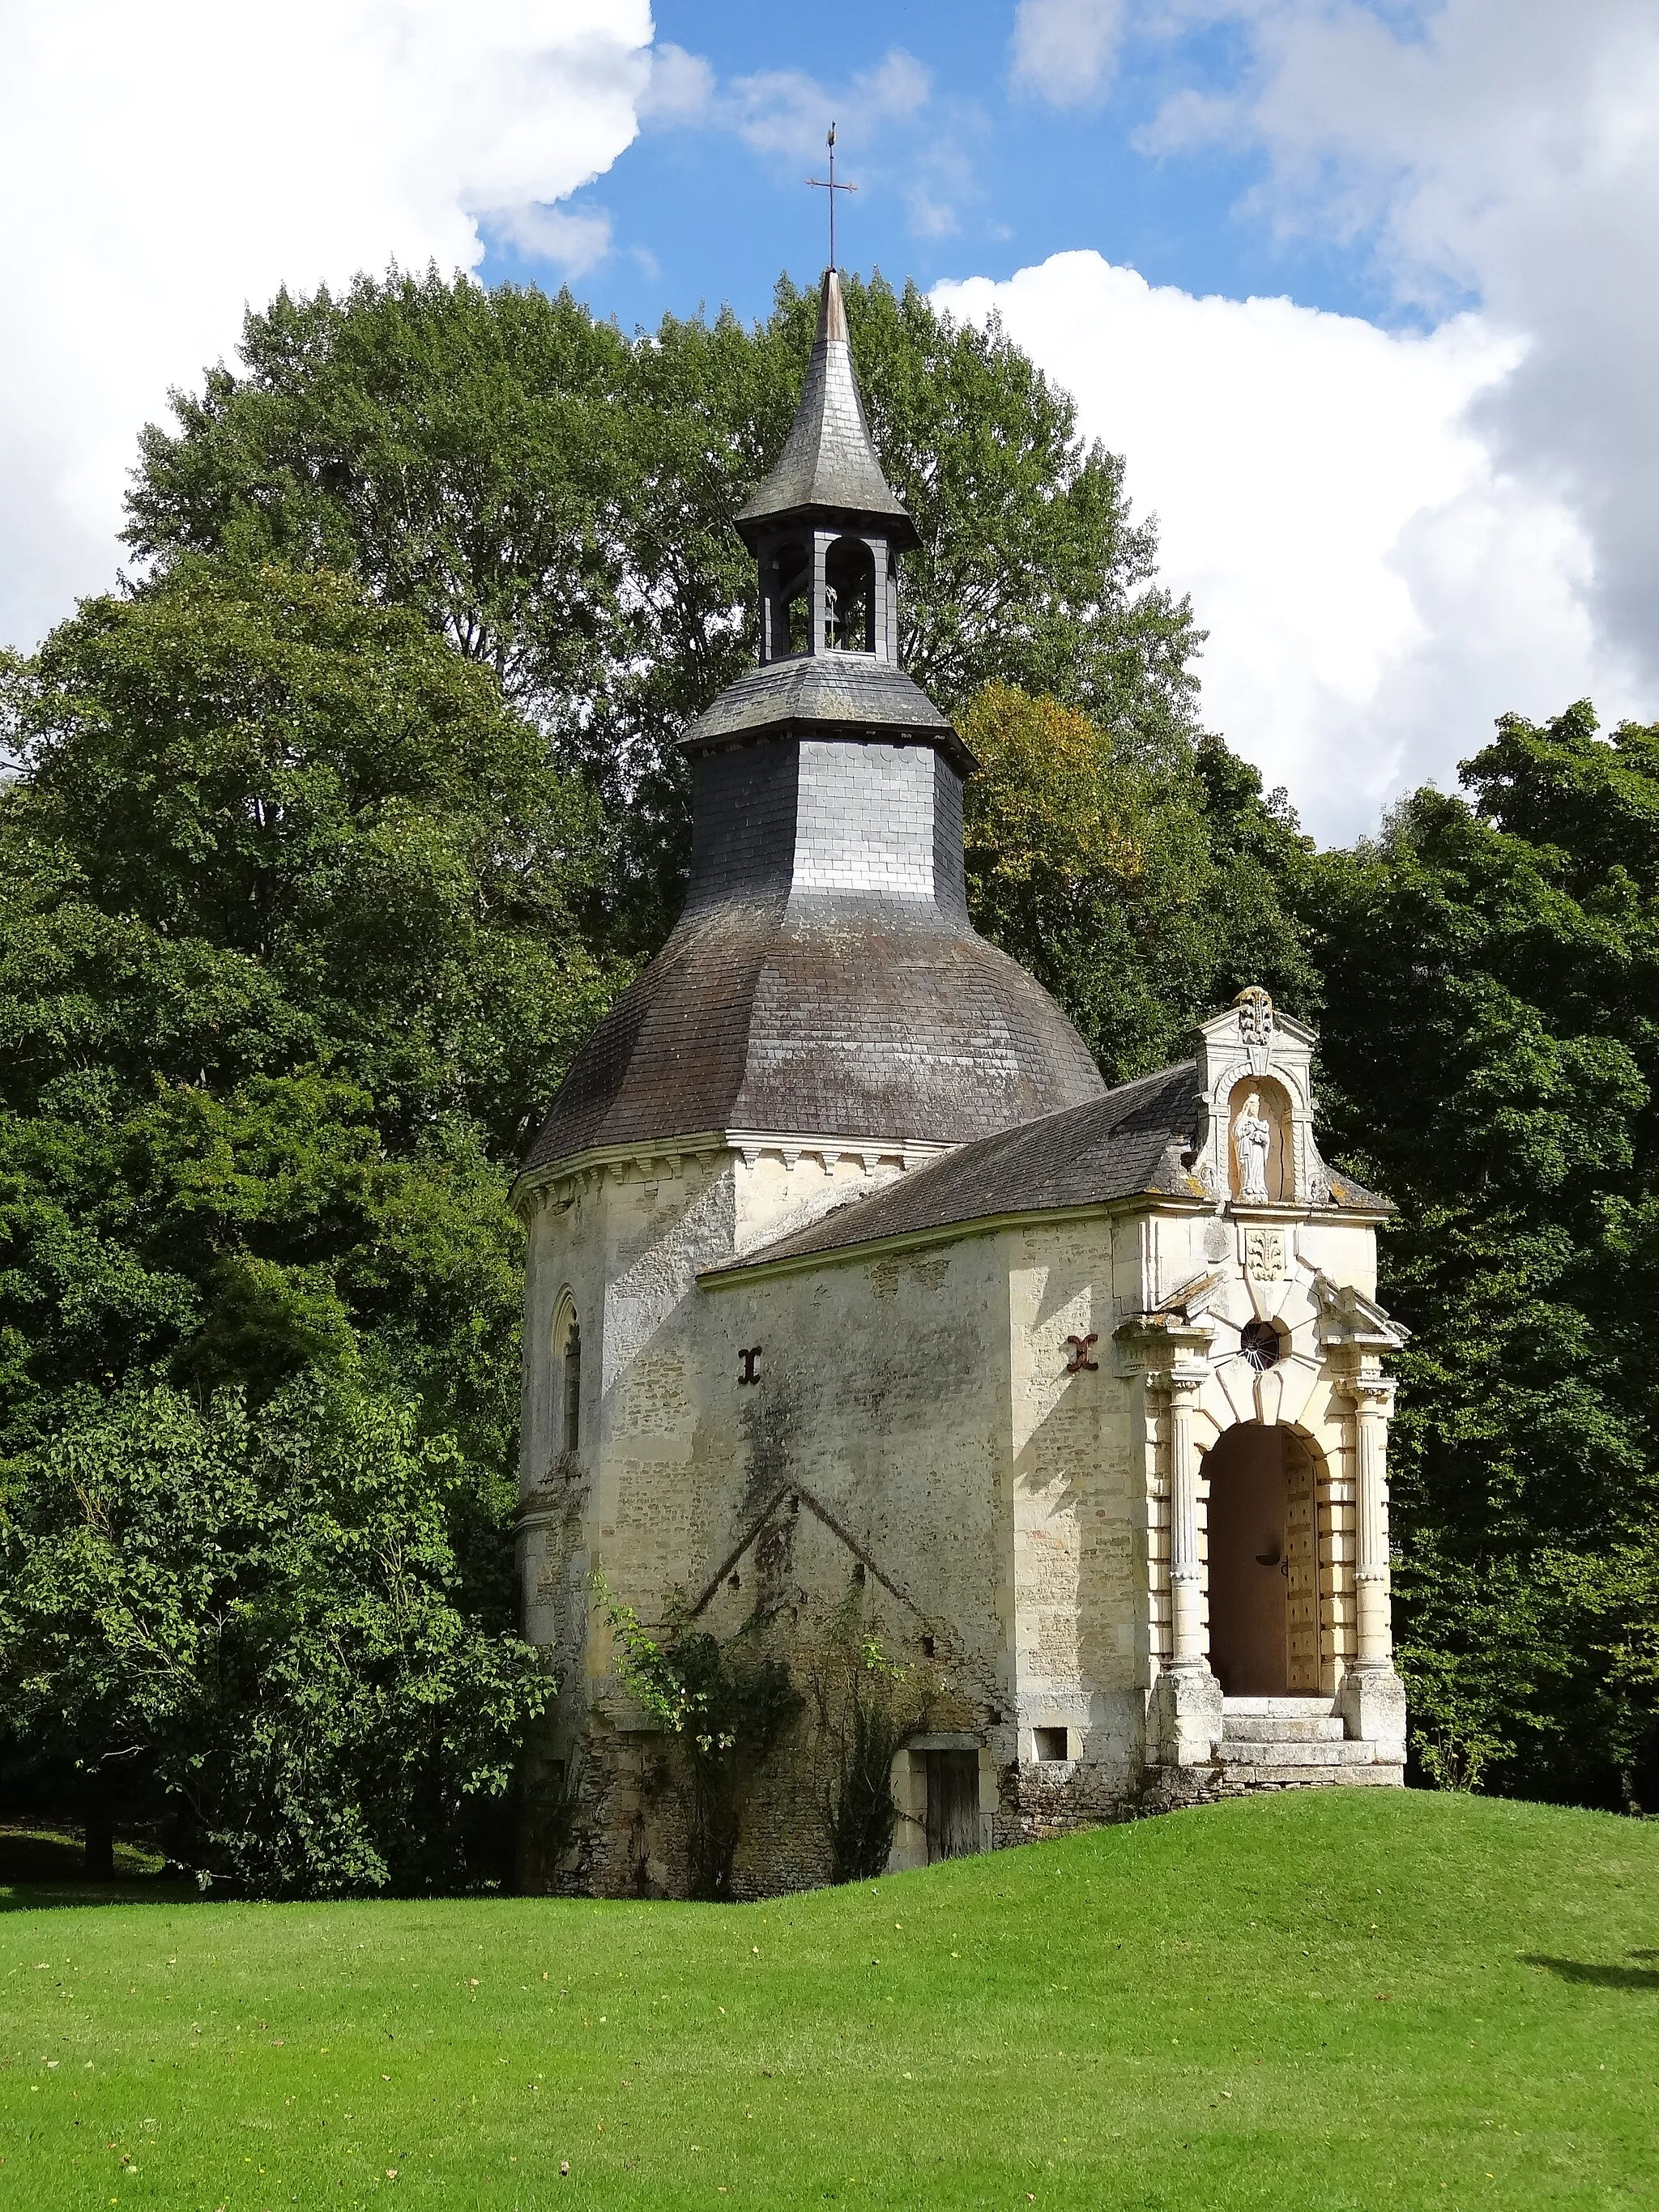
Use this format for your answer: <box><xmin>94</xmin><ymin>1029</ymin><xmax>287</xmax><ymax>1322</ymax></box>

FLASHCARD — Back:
<box><xmin>0</xmin><ymin>1376</ymin><xmax>548</xmax><ymax>1894</ymax></box>
<box><xmin>595</xmin><ymin>1576</ymin><xmax>800</xmax><ymax>1901</ymax></box>
<box><xmin>126</xmin><ymin>267</ymin><xmax>1207</xmax><ymax>952</ymax></box>
<box><xmin>961</xmin><ymin>682</ymin><xmax>1318</xmax><ymax>1081</ymax></box>
<box><xmin>1307</xmin><ymin>703</ymin><xmax>1659</xmax><ymax>1809</ymax></box>
<box><xmin>0</xmin><ymin>558</ymin><xmax>616</xmax><ymax>1466</ymax></box>
<box><xmin>805</xmin><ymin>1599</ymin><xmax>935</xmax><ymax>1886</ymax></box>
<box><xmin>0</xmin><ymin>557</ymin><xmax>612</xmax><ymax>1885</ymax></box>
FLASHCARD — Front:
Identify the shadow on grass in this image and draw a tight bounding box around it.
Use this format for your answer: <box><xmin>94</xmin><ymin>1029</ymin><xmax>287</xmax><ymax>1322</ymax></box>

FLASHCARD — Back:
<box><xmin>1522</xmin><ymin>1954</ymin><xmax>1659</xmax><ymax>1992</ymax></box>
<box><xmin>0</xmin><ymin>1824</ymin><xmax>197</xmax><ymax>1912</ymax></box>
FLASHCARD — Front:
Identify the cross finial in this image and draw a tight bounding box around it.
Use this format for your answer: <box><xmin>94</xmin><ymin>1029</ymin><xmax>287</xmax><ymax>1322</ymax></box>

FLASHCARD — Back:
<box><xmin>807</xmin><ymin>121</ymin><xmax>857</xmax><ymax>271</ymax></box>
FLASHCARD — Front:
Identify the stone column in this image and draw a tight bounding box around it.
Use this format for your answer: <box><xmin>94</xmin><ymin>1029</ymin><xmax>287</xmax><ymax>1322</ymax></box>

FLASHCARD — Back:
<box><xmin>1337</xmin><ymin>1372</ymin><xmax>1408</xmax><ymax>1764</ymax></box>
<box><xmin>1350</xmin><ymin>1376</ymin><xmax>1395</xmax><ymax>1669</ymax></box>
<box><xmin>1166</xmin><ymin>1367</ymin><xmax>1208</xmax><ymax>1673</ymax></box>
<box><xmin>1151</xmin><ymin>1362</ymin><xmax>1223</xmax><ymax>1770</ymax></box>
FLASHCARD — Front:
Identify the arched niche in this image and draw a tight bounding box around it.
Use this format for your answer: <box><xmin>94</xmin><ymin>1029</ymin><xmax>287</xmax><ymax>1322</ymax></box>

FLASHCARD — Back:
<box><xmin>552</xmin><ymin>1292</ymin><xmax>582</xmax><ymax>1460</ymax></box>
<box><xmin>823</xmin><ymin>535</ymin><xmax>875</xmax><ymax>652</ymax></box>
<box><xmin>1227</xmin><ymin>1072</ymin><xmax>1294</xmax><ymax>1203</ymax></box>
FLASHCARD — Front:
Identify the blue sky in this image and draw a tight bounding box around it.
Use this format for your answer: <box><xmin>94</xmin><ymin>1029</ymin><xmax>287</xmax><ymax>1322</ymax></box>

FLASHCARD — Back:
<box><xmin>3</xmin><ymin>1</ymin><xmax>1655</xmax><ymax>840</ymax></box>
<box><xmin>480</xmin><ymin>2</ymin><xmax>1400</xmax><ymax>336</ymax></box>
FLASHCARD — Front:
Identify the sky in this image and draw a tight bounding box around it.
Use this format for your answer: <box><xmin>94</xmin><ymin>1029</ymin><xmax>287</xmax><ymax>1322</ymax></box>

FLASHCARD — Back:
<box><xmin>2</xmin><ymin>0</ymin><xmax>1657</xmax><ymax>843</ymax></box>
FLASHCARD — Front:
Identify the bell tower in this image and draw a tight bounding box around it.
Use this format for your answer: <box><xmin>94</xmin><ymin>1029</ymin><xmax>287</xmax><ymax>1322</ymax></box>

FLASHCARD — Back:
<box><xmin>737</xmin><ymin>268</ymin><xmax>915</xmax><ymax>669</ymax></box>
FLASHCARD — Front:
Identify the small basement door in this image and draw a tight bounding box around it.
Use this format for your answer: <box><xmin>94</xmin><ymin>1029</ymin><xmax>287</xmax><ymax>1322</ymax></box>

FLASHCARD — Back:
<box><xmin>923</xmin><ymin>1750</ymin><xmax>979</xmax><ymax>1861</ymax></box>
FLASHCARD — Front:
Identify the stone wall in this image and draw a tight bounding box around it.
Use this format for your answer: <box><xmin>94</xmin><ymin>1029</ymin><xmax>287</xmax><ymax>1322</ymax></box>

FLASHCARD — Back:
<box><xmin>517</xmin><ymin>1123</ymin><xmax>1394</xmax><ymax>1897</ymax></box>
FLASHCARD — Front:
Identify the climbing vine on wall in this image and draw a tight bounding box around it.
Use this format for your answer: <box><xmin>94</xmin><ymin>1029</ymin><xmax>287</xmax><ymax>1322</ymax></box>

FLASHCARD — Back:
<box><xmin>806</xmin><ymin>1588</ymin><xmax>942</xmax><ymax>1884</ymax></box>
<box><xmin>592</xmin><ymin>1576</ymin><xmax>800</xmax><ymax>1899</ymax></box>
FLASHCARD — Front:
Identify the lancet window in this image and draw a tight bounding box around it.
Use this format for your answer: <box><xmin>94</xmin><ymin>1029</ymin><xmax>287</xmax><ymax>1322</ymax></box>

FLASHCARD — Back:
<box><xmin>552</xmin><ymin>1298</ymin><xmax>582</xmax><ymax>1460</ymax></box>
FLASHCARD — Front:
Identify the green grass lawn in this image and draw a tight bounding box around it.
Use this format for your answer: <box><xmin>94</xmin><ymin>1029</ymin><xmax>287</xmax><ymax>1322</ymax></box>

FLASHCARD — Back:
<box><xmin>2</xmin><ymin>1789</ymin><xmax>1655</xmax><ymax>2211</ymax></box>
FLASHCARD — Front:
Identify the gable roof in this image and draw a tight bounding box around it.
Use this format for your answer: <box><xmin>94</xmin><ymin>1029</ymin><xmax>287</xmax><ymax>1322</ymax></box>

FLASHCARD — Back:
<box><xmin>705</xmin><ymin>1062</ymin><xmax>1202</xmax><ymax>1276</ymax></box>
<box><xmin>703</xmin><ymin>1059</ymin><xmax>1392</xmax><ymax>1280</ymax></box>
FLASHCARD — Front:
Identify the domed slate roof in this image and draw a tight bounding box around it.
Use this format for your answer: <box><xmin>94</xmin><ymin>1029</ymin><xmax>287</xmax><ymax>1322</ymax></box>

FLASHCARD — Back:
<box><xmin>520</xmin><ymin>881</ymin><xmax>1106</xmax><ymax>1174</ymax></box>
<box><xmin>518</xmin><ymin>271</ymin><xmax>1106</xmax><ymax>1185</ymax></box>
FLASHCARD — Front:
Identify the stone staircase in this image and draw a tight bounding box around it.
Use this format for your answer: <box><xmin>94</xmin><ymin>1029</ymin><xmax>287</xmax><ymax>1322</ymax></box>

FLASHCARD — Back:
<box><xmin>1211</xmin><ymin>1697</ymin><xmax>1401</xmax><ymax>1789</ymax></box>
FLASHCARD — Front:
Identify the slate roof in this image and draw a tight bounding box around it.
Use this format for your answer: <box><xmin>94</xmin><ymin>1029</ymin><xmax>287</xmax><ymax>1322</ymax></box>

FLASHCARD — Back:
<box><xmin>709</xmin><ymin>1063</ymin><xmax>1392</xmax><ymax>1274</ymax></box>
<box><xmin>518</xmin><ymin>893</ymin><xmax>1107</xmax><ymax>1177</ymax></box>
<box><xmin>515</xmin><ymin>259</ymin><xmax>1108</xmax><ymax>1189</ymax></box>
<box><xmin>734</xmin><ymin>269</ymin><xmax>919</xmax><ymax>550</ymax></box>
<box><xmin>681</xmin><ymin>652</ymin><xmax>969</xmax><ymax>769</ymax></box>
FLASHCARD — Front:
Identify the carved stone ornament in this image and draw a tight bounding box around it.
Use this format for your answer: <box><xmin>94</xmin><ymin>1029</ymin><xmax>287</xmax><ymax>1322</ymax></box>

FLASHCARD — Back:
<box><xmin>1311</xmin><ymin>1272</ymin><xmax>1411</xmax><ymax>1350</ymax></box>
<box><xmin>1245</xmin><ymin>1226</ymin><xmax>1286</xmax><ymax>1281</ymax></box>
<box><xmin>1235</xmin><ymin>985</ymin><xmax>1273</xmax><ymax>1044</ymax></box>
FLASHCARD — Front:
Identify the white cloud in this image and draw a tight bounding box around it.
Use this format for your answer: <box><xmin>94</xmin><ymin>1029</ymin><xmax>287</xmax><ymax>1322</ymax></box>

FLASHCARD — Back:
<box><xmin>935</xmin><ymin>251</ymin><xmax>1642</xmax><ymax>842</ymax></box>
<box><xmin>639</xmin><ymin>40</ymin><xmax>715</xmax><ymax>123</ymax></box>
<box><xmin>1136</xmin><ymin>0</ymin><xmax>1659</xmax><ymax>759</ymax></box>
<box><xmin>0</xmin><ymin>0</ymin><xmax>652</xmax><ymax>653</ymax></box>
<box><xmin>639</xmin><ymin>45</ymin><xmax>957</xmax><ymax>235</ymax></box>
<box><xmin>1011</xmin><ymin>0</ymin><xmax>1127</xmax><ymax>109</ymax></box>
<box><xmin>718</xmin><ymin>50</ymin><xmax>932</xmax><ymax>164</ymax></box>
<box><xmin>480</xmin><ymin>203</ymin><xmax>614</xmax><ymax>277</ymax></box>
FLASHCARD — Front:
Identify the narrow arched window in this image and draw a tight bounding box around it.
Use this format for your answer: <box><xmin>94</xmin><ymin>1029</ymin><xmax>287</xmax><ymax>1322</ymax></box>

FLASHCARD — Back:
<box><xmin>824</xmin><ymin>535</ymin><xmax>876</xmax><ymax>652</ymax></box>
<box><xmin>552</xmin><ymin>1298</ymin><xmax>582</xmax><ymax>1460</ymax></box>
<box><xmin>562</xmin><ymin>1323</ymin><xmax>582</xmax><ymax>1455</ymax></box>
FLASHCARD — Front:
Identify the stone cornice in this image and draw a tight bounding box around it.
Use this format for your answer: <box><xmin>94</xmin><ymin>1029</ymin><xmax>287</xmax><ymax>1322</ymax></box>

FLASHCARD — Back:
<box><xmin>511</xmin><ymin>1127</ymin><xmax>955</xmax><ymax>1217</ymax></box>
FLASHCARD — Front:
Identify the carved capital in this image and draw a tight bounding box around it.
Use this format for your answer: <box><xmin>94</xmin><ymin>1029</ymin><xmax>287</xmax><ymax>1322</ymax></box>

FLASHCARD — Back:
<box><xmin>1342</xmin><ymin>1375</ymin><xmax>1397</xmax><ymax>1417</ymax></box>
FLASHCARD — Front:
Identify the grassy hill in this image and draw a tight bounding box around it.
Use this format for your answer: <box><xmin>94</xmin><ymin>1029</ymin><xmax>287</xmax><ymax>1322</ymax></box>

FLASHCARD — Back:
<box><xmin>2</xmin><ymin>1789</ymin><xmax>1655</xmax><ymax>2210</ymax></box>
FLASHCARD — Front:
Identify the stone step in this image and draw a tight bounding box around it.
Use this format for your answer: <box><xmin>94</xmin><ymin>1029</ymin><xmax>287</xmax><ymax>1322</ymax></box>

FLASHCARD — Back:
<box><xmin>1222</xmin><ymin>1715</ymin><xmax>1346</xmax><ymax>1743</ymax></box>
<box><xmin>1215</xmin><ymin>1737</ymin><xmax>1375</xmax><ymax>1767</ymax></box>
<box><xmin>1222</xmin><ymin>1696</ymin><xmax>1337</xmax><ymax>1717</ymax></box>
<box><xmin>1216</xmin><ymin>1760</ymin><xmax>1403</xmax><ymax>1790</ymax></box>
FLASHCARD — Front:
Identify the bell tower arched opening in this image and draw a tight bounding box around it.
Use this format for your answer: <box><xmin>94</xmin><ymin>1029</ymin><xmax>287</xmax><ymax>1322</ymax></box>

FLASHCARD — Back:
<box><xmin>1204</xmin><ymin>1421</ymin><xmax>1323</xmax><ymax>1697</ymax></box>
<box><xmin>823</xmin><ymin>535</ymin><xmax>875</xmax><ymax>651</ymax></box>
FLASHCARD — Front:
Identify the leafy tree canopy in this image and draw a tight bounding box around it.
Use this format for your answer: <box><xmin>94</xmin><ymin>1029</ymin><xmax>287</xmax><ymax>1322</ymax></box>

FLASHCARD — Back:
<box><xmin>0</xmin><ymin>1376</ymin><xmax>547</xmax><ymax>1894</ymax></box>
<box><xmin>0</xmin><ymin>556</ymin><xmax>607</xmax><ymax>1873</ymax></box>
<box><xmin>0</xmin><ymin>558</ymin><xmax>615</xmax><ymax>1456</ymax></box>
<box><xmin>961</xmin><ymin>682</ymin><xmax>1316</xmax><ymax>1082</ymax></box>
<box><xmin>1309</xmin><ymin>702</ymin><xmax>1659</xmax><ymax>1809</ymax></box>
<box><xmin>127</xmin><ymin>266</ymin><xmax>1206</xmax><ymax>948</ymax></box>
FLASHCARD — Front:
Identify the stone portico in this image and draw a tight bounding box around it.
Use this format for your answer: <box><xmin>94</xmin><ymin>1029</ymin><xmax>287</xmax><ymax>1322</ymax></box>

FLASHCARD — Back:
<box><xmin>513</xmin><ymin>268</ymin><xmax>1407</xmax><ymax>1898</ymax></box>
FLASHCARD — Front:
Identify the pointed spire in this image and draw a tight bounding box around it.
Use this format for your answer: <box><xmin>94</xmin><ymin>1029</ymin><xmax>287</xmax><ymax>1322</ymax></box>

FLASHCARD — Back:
<box><xmin>734</xmin><ymin>270</ymin><xmax>919</xmax><ymax>550</ymax></box>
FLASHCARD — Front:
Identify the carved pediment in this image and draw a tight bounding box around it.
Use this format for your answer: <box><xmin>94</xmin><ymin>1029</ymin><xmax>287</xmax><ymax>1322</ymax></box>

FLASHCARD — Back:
<box><xmin>1188</xmin><ymin>985</ymin><xmax>1339</xmax><ymax>1208</ymax></box>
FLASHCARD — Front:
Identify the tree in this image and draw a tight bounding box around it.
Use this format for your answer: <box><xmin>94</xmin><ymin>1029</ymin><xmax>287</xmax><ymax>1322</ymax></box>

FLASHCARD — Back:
<box><xmin>126</xmin><ymin>267</ymin><xmax>1207</xmax><ymax>951</ymax></box>
<box><xmin>0</xmin><ymin>559</ymin><xmax>617</xmax><ymax>1469</ymax></box>
<box><xmin>1307</xmin><ymin>703</ymin><xmax>1659</xmax><ymax>1810</ymax></box>
<box><xmin>0</xmin><ymin>1377</ymin><xmax>548</xmax><ymax>1893</ymax></box>
<box><xmin>961</xmin><ymin>683</ymin><xmax>1318</xmax><ymax>1082</ymax></box>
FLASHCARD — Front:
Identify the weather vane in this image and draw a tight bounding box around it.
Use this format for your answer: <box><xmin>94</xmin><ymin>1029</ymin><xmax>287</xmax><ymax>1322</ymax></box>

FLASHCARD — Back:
<box><xmin>807</xmin><ymin>121</ymin><xmax>857</xmax><ymax>271</ymax></box>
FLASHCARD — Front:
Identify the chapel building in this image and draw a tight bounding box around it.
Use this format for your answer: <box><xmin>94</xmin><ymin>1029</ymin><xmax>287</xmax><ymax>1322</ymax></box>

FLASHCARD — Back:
<box><xmin>513</xmin><ymin>269</ymin><xmax>1410</xmax><ymax>1897</ymax></box>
